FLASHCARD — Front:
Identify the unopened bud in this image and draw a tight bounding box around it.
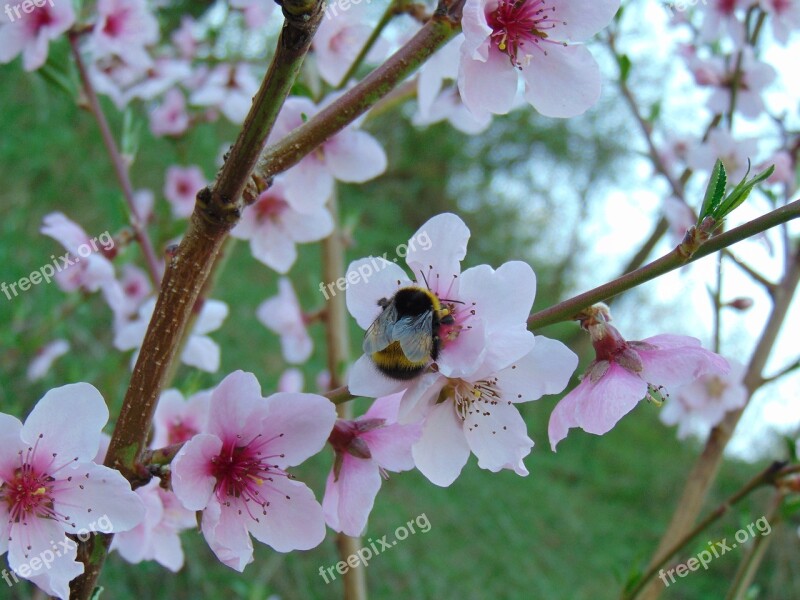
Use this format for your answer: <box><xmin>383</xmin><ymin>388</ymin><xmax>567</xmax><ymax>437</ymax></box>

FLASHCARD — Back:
<box><xmin>726</xmin><ymin>297</ymin><xmax>754</xmax><ymax>311</ymax></box>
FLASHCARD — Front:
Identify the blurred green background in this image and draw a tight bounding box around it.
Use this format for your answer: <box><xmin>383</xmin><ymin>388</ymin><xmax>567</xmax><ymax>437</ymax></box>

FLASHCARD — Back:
<box><xmin>1</xmin><ymin>15</ymin><xmax>799</xmax><ymax>600</ymax></box>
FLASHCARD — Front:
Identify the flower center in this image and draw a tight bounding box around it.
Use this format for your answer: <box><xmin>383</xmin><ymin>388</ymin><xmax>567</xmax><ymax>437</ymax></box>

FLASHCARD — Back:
<box><xmin>487</xmin><ymin>0</ymin><xmax>564</xmax><ymax>67</ymax></box>
<box><xmin>167</xmin><ymin>419</ymin><xmax>199</xmax><ymax>445</ymax></box>
<box><xmin>253</xmin><ymin>192</ymin><xmax>289</xmax><ymax>223</ymax></box>
<box><xmin>0</xmin><ymin>435</ymin><xmax>78</xmax><ymax>530</ymax></box>
<box><xmin>704</xmin><ymin>376</ymin><xmax>728</xmax><ymax>399</ymax></box>
<box><xmin>210</xmin><ymin>434</ymin><xmax>288</xmax><ymax>521</ymax></box>
<box><xmin>444</xmin><ymin>377</ymin><xmax>501</xmax><ymax>421</ymax></box>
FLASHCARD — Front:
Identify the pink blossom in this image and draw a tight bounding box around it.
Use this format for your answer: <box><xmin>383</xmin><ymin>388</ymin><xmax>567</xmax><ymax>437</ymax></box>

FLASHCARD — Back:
<box><xmin>278</xmin><ymin>369</ymin><xmax>305</xmax><ymax>393</ymax></box>
<box><xmin>697</xmin><ymin>0</ymin><xmax>748</xmax><ymax>44</ymax></box>
<box><xmin>686</xmin><ymin>129</ymin><xmax>760</xmax><ymax>181</ymax></box>
<box><xmin>312</xmin><ymin>3</ymin><xmax>388</xmax><ymax>86</ymax></box>
<box><xmin>152</xmin><ymin>389</ymin><xmax>212</xmax><ymax>448</ymax></box>
<box><xmin>689</xmin><ymin>48</ymin><xmax>776</xmax><ymax>119</ymax></box>
<box><xmin>662</xmin><ymin>196</ymin><xmax>696</xmax><ymax>245</ymax></box>
<box><xmin>0</xmin><ymin>0</ymin><xmax>75</xmax><ymax>71</ymax></box>
<box><xmin>150</xmin><ymin>89</ymin><xmax>190</xmax><ymax>137</ymax></box>
<box><xmin>0</xmin><ymin>384</ymin><xmax>145</xmax><ymax>599</ymax></box>
<box><xmin>231</xmin><ymin>178</ymin><xmax>334</xmax><ymax>273</ymax></box>
<box><xmin>126</xmin><ymin>58</ymin><xmax>192</xmax><ymax>101</ymax></box>
<box><xmin>660</xmin><ymin>360</ymin><xmax>747</xmax><ymax>440</ymax></box>
<box><xmin>269</xmin><ymin>96</ymin><xmax>387</xmax><ymax>211</ymax></box>
<box><xmin>104</xmin><ymin>263</ymin><xmax>153</xmax><ymax>323</ymax></box>
<box><xmin>40</xmin><ymin>212</ymin><xmax>117</xmax><ymax>294</ymax></box>
<box><xmin>323</xmin><ymin>393</ymin><xmax>421</xmax><ymax>535</ymax></box>
<box><xmin>172</xmin><ymin>16</ymin><xmax>200</xmax><ymax>58</ymax></box>
<box><xmin>759</xmin><ymin>0</ymin><xmax>800</xmax><ymax>44</ymax></box>
<box><xmin>111</xmin><ymin>478</ymin><xmax>195</xmax><ymax>572</ymax></box>
<box><xmin>414</xmin><ymin>36</ymin><xmax>492</xmax><ymax>134</ymax></box>
<box><xmin>190</xmin><ymin>63</ymin><xmax>260</xmax><ymax>124</ymax></box>
<box><xmin>26</xmin><ymin>339</ymin><xmax>70</xmax><ymax>382</ymax></box>
<box><xmin>164</xmin><ymin>165</ymin><xmax>207</xmax><ymax>219</ymax></box>
<box><xmin>346</xmin><ymin>213</ymin><xmax>538</xmax><ymax>398</ymax></box>
<box><xmin>458</xmin><ymin>0</ymin><xmax>619</xmax><ymax>117</ymax></box>
<box><xmin>759</xmin><ymin>150</ymin><xmax>796</xmax><ymax>189</ymax></box>
<box><xmin>401</xmin><ymin>337</ymin><xmax>577</xmax><ymax>486</ymax></box>
<box><xmin>133</xmin><ymin>188</ymin><xmax>155</xmax><ymax>223</ymax></box>
<box><xmin>90</xmin><ymin>0</ymin><xmax>159</xmax><ymax>69</ymax></box>
<box><xmin>256</xmin><ymin>278</ymin><xmax>314</xmax><ymax>364</ymax></box>
<box><xmin>231</xmin><ymin>0</ymin><xmax>276</xmax><ymax>30</ymax></box>
<box><xmin>548</xmin><ymin>310</ymin><xmax>730</xmax><ymax>450</ymax></box>
<box><xmin>171</xmin><ymin>371</ymin><xmax>336</xmax><ymax>570</ymax></box>
<box><xmin>114</xmin><ymin>297</ymin><xmax>228</xmax><ymax>372</ymax></box>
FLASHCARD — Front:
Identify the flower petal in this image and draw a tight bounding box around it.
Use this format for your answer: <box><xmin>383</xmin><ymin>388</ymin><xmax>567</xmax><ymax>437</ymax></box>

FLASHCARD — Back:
<box><xmin>171</xmin><ymin>433</ymin><xmax>223</xmax><ymax>511</ymax></box>
<box><xmin>522</xmin><ymin>44</ymin><xmax>602</xmax><ymax>118</ymax></box>
<box><xmin>22</xmin><ymin>383</ymin><xmax>108</xmax><ymax>461</ymax></box>
<box><xmin>260</xmin><ymin>392</ymin><xmax>337</xmax><ymax>467</ymax></box>
<box><xmin>245</xmin><ymin>477</ymin><xmax>327</xmax><ymax>552</ymax></box>
<box><xmin>464</xmin><ymin>401</ymin><xmax>532</xmax><ymax>475</ymax></box>
<box><xmin>412</xmin><ymin>401</ymin><xmax>470</xmax><ymax>486</ymax></box>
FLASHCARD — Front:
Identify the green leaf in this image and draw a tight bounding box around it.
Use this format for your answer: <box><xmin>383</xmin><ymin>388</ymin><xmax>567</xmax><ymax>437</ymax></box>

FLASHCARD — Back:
<box><xmin>715</xmin><ymin>163</ymin><xmax>775</xmax><ymax>219</ymax></box>
<box><xmin>121</xmin><ymin>109</ymin><xmax>142</xmax><ymax>164</ymax></box>
<box><xmin>36</xmin><ymin>53</ymin><xmax>78</xmax><ymax>101</ymax></box>
<box><xmin>618</xmin><ymin>54</ymin><xmax>632</xmax><ymax>83</ymax></box>
<box><xmin>698</xmin><ymin>159</ymin><xmax>727</xmax><ymax>222</ymax></box>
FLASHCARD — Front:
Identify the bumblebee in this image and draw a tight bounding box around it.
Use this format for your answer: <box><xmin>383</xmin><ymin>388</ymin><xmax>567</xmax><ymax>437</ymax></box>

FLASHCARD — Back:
<box><xmin>363</xmin><ymin>286</ymin><xmax>454</xmax><ymax>380</ymax></box>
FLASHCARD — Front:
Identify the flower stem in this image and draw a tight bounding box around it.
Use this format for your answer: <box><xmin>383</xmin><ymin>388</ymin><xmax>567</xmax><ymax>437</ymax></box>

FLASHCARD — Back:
<box><xmin>622</xmin><ymin>463</ymin><xmax>794</xmax><ymax>600</ymax></box>
<box><xmin>335</xmin><ymin>0</ymin><xmax>401</xmax><ymax>90</ymax></box>
<box><xmin>257</xmin><ymin>2</ymin><xmax>463</xmax><ymax>181</ymax></box>
<box><xmin>68</xmin><ymin>33</ymin><xmax>162</xmax><ymax>287</ymax></box>
<box><xmin>527</xmin><ymin>199</ymin><xmax>800</xmax><ymax>330</ymax></box>
<box><xmin>323</xmin><ymin>188</ymin><xmax>368</xmax><ymax>600</ymax></box>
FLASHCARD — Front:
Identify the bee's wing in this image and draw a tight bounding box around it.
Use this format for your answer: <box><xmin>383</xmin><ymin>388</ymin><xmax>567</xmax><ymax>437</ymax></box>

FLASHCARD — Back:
<box><xmin>363</xmin><ymin>303</ymin><xmax>398</xmax><ymax>354</ymax></box>
<box><xmin>393</xmin><ymin>311</ymin><xmax>434</xmax><ymax>363</ymax></box>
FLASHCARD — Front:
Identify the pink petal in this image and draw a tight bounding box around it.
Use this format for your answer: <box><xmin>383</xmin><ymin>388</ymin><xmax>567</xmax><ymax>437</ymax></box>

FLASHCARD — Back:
<box><xmin>182</xmin><ymin>335</ymin><xmax>221</xmax><ymax>372</ymax></box>
<box><xmin>260</xmin><ymin>392</ymin><xmax>337</xmax><ymax>467</ymax></box>
<box><xmin>0</xmin><ymin>414</ymin><xmax>24</xmax><ymax>483</ymax></box>
<box><xmin>323</xmin><ymin>456</ymin><xmax>382</xmax><ymax>536</ymax></box>
<box><xmin>325</xmin><ymin>129</ymin><xmax>387</xmax><ymax>182</ymax></box>
<box><xmin>201</xmin><ymin>498</ymin><xmax>254</xmax><ymax>572</ymax></box>
<box><xmin>53</xmin><ymin>463</ymin><xmax>145</xmax><ymax>533</ymax></box>
<box><xmin>207</xmin><ymin>371</ymin><xmax>266</xmax><ymax>443</ymax></box>
<box><xmin>412</xmin><ymin>401</ymin><xmax>470</xmax><ymax>486</ymax></box>
<box><xmin>283</xmin><ymin>158</ymin><xmax>334</xmax><ymax>212</ymax></box>
<box><xmin>397</xmin><ymin>371</ymin><xmax>444</xmax><ymax>424</ymax></box>
<box><xmin>171</xmin><ymin>433</ymin><xmax>223</xmax><ymax>510</ymax></box>
<box><xmin>362</xmin><ymin>422</ymin><xmax>420</xmax><ymax>472</ymax></box>
<box><xmin>245</xmin><ymin>477</ymin><xmax>327</xmax><ymax>551</ymax></box>
<box><xmin>347</xmin><ymin>354</ymin><xmax>409</xmax><ymax>398</ymax></box>
<box><xmin>550</xmin><ymin>0</ymin><xmax>620</xmax><ymax>42</ymax></box>
<box><xmin>463</xmin><ymin>401</ymin><xmax>533</xmax><ymax>475</ymax></box>
<box><xmin>496</xmin><ymin>336</ymin><xmax>578</xmax><ymax>402</ymax></box>
<box><xmin>282</xmin><ymin>206</ymin><xmax>334</xmax><ymax>242</ymax></box>
<box><xmin>345</xmin><ymin>258</ymin><xmax>411</xmax><ymax>329</ymax></box>
<box><xmin>22</xmin><ymin>383</ymin><xmax>108</xmax><ymax>461</ymax></box>
<box><xmin>363</xmin><ymin>392</ymin><xmax>404</xmax><ymax>421</ymax></box>
<box><xmin>405</xmin><ymin>212</ymin><xmax>470</xmax><ymax>287</ymax></box>
<box><xmin>576</xmin><ymin>363</ymin><xmax>647</xmax><ymax>435</ymax></box>
<box><xmin>194</xmin><ymin>299</ymin><xmax>229</xmax><ymax>335</ymax></box>
<box><xmin>458</xmin><ymin>45</ymin><xmax>519</xmax><ymax>115</ymax></box>
<box><xmin>8</xmin><ymin>517</ymin><xmax>82</xmax><ymax>600</ymax></box>
<box><xmin>250</xmin><ymin>222</ymin><xmax>297</xmax><ymax>273</ymax></box>
<box><xmin>522</xmin><ymin>44</ymin><xmax>602</xmax><ymax>118</ymax></box>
